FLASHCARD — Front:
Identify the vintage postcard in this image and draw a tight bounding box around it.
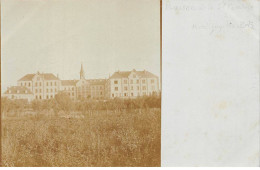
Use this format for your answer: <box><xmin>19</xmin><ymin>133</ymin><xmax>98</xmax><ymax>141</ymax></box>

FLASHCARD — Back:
<box><xmin>1</xmin><ymin>0</ymin><xmax>161</xmax><ymax>167</ymax></box>
<box><xmin>1</xmin><ymin>0</ymin><xmax>259</xmax><ymax>168</ymax></box>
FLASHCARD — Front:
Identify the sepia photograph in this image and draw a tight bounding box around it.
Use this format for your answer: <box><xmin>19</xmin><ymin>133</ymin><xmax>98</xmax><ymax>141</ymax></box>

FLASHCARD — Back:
<box><xmin>1</xmin><ymin>0</ymin><xmax>161</xmax><ymax>167</ymax></box>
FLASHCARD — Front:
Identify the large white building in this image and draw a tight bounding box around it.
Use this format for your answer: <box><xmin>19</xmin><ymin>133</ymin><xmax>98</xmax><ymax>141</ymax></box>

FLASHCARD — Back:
<box><xmin>3</xmin><ymin>67</ymin><xmax>160</xmax><ymax>102</ymax></box>
<box><xmin>106</xmin><ymin>69</ymin><xmax>160</xmax><ymax>98</ymax></box>
<box><xmin>17</xmin><ymin>72</ymin><xmax>61</xmax><ymax>100</ymax></box>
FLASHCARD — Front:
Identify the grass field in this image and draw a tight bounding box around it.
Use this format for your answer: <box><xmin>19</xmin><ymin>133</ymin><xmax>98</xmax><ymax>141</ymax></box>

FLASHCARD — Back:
<box><xmin>2</xmin><ymin>108</ymin><xmax>160</xmax><ymax>167</ymax></box>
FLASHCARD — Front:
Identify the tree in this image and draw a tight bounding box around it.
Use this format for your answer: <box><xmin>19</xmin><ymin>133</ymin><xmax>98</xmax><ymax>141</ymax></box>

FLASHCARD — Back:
<box><xmin>54</xmin><ymin>92</ymin><xmax>72</xmax><ymax>113</ymax></box>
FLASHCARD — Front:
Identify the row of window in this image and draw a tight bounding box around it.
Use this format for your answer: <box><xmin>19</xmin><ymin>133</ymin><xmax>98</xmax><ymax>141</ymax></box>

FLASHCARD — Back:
<box><xmin>35</xmin><ymin>81</ymin><xmax>58</xmax><ymax>87</ymax></box>
<box><xmin>20</xmin><ymin>81</ymin><xmax>58</xmax><ymax>87</ymax></box>
<box><xmin>114</xmin><ymin>79</ymin><xmax>155</xmax><ymax>85</ymax></box>
<box><xmin>91</xmin><ymin>86</ymin><xmax>103</xmax><ymax>90</ymax></box>
<box><xmin>64</xmin><ymin>87</ymin><xmax>75</xmax><ymax>91</ymax></box>
<box><xmin>91</xmin><ymin>92</ymin><xmax>103</xmax><ymax>95</ymax></box>
<box><xmin>35</xmin><ymin>89</ymin><xmax>57</xmax><ymax>93</ymax></box>
<box><xmin>114</xmin><ymin>85</ymin><xmax>155</xmax><ymax>91</ymax></box>
<box><xmin>112</xmin><ymin>92</ymin><xmax>147</xmax><ymax>97</ymax></box>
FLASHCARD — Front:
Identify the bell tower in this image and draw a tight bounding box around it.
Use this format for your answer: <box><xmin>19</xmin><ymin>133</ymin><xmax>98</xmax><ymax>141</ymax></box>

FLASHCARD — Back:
<box><xmin>80</xmin><ymin>63</ymin><xmax>85</xmax><ymax>79</ymax></box>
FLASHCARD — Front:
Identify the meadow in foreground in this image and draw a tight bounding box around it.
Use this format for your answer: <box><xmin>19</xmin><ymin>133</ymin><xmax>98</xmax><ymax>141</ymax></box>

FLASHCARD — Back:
<box><xmin>2</xmin><ymin>95</ymin><xmax>161</xmax><ymax>167</ymax></box>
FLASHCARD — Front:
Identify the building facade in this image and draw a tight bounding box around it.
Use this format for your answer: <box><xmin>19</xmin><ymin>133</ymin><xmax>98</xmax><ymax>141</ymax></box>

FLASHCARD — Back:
<box><xmin>3</xmin><ymin>65</ymin><xmax>160</xmax><ymax>101</ymax></box>
<box><xmin>75</xmin><ymin>64</ymin><xmax>106</xmax><ymax>100</ymax></box>
<box><xmin>3</xmin><ymin>86</ymin><xmax>34</xmax><ymax>102</ymax></box>
<box><xmin>17</xmin><ymin>72</ymin><xmax>61</xmax><ymax>100</ymax></box>
<box><xmin>60</xmin><ymin>80</ymin><xmax>78</xmax><ymax>100</ymax></box>
<box><xmin>107</xmin><ymin>69</ymin><xmax>160</xmax><ymax>98</ymax></box>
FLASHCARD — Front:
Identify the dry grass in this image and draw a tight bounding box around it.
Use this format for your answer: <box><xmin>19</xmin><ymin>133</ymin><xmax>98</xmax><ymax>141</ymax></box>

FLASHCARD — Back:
<box><xmin>2</xmin><ymin>109</ymin><xmax>160</xmax><ymax>167</ymax></box>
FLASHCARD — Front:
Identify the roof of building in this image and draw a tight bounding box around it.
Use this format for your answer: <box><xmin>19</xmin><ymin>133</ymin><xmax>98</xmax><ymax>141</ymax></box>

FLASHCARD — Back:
<box><xmin>4</xmin><ymin>86</ymin><xmax>33</xmax><ymax>95</ymax></box>
<box><xmin>18</xmin><ymin>73</ymin><xmax>59</xmax><ymax>81</ymax></box>
<box><xmin>110</xmin><ymin>70</ymin><xmax>158</xmax><ymax>79</ymax></box>
<box><xmin>61</xmin><ymin>80</ymin><xmax>79</xmax><ymax>86</ymax></box>
<box><xmin>88</xmin><ymin>79</ymin><xmax>106</xmax><ymax>86</ymax></box>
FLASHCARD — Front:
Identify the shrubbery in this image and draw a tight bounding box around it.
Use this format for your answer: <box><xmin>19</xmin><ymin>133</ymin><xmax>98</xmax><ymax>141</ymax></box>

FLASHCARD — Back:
<box><xmin>1</xmin><ymin>93</ymin><xmax>161</xmax><ymax>114</ymax></box>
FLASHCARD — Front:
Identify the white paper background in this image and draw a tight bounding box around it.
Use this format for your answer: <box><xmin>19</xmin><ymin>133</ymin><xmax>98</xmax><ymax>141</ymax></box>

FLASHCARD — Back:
<box><xmin>162</xmin><ymin>0</ymin><xmax>259</xmax><ymax>166</ymax></box>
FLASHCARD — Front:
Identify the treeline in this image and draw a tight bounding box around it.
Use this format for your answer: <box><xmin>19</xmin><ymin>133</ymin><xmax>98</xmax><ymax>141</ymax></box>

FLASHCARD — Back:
<box><xmin>1</xmin><ymin>92</ymin><xmax>161</xmax><ymax>114</ymax></box>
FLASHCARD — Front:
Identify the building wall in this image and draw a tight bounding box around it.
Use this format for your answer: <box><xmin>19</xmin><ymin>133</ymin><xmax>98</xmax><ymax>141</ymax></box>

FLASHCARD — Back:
<box><xmin>109</xmin><ymin>76</ymin><xmax>159</xmax><ymax>99</ymax></box>
<box><xmin>3</xmin><ymin>93</ymin><xmax>34</xmax><ymax>102</ymax></box>
<box><xmin>60</xmin><ymin>85</ymin><xmax>77</xmax><ymax>100</ymax></box>
<box><xmin>14</xmin><ymin>71</ymin><xmax>159</xmax><ymax>101</ymax></box>
<box><xmin>90</xmin><ymin>84</ymin><xmax>105</xmax><ymax>99</ymax></box>
<box><xmin>17</xmin><ymin>75</ymin><xmax>61</xmax><ymax>100</ymax></box>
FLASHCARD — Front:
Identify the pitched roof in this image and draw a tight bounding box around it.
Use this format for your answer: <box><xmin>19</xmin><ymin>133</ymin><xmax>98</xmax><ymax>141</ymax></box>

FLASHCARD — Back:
<box><xmin>88</xmin><ymin>79</ymin><xmax>106</xmax><ymax>86</ymax></box>
<box><xmin>18</xmin><ymin>73</ymin><xmax>59</xmax><ymax>81</ymax></box>
<box><xmin>4</xmin><ymin>86</ymin><xmax>33</xmax><ymax>95</ymax></box>
<box><xmin>61</xmin><ymin>80</ymin><xmax>78</xmax><ymax>86</ymax></box>
<box><xmin>18</xmin><ymin>74</ymin><xmax>35</xmax><ymax>81</ymax></box>
<box><xmin>42</xmin><ymin>73</ymin><xmax>60</xmax><ymax>80</ymax></box>
<box><xmin>110</xmin><ymin>70</ymin><xmax>158</xmax><ymax>79</ymax></box>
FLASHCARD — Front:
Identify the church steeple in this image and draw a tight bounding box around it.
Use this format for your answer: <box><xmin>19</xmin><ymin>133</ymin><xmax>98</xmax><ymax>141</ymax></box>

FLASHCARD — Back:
<box><xmin>80</xmin><ymin>63</ymin><xmax>85</xmax><ymax>79</ymax></box>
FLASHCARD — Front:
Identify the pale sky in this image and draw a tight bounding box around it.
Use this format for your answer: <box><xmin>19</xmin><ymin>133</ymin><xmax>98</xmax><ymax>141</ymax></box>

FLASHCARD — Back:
<box><xmin>1</xmin><ymin>0</ymin><xmax>160</xmax><ymax>92</ymax></box>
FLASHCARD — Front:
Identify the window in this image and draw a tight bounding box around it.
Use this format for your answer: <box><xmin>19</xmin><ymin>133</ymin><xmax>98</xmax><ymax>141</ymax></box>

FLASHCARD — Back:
<box><xmin>142</xmin><ymin>86</ymin><xmax>146</xmax><ymax>90</ymax></box>
<box><xmin>39</xmin><ymin>95</ymin><xmax>42</xmax><ymax>99</ymax></box>
<box><xmin>72</xmin><ymin>93</ymin><xmax>74</xmax><ymax>96</ymax></box>
<box><xmin>36</xmin><ymin>95</ymin><xmax>38</xmax><ymax>99</ymax></box>
<box><xmin>46</xmin><ymin>82</ymin><xmax>49</xmax><ymax>86</ymax></box>
<box><xmin>51</xmin><ymin>89</ymin><xmax>53</xmax><ymax>92</ymax></box>
<box><xmin>100</xmin><ymin>92</ymin><xmax>102</xmax><ymax>95</ymax></box>
<box><xmin>131</xmin><ymin>86</ymin><xmax>133</xmax><ymax>90</ymax></box>
<box><xmin>47</xmin><ymin>95</ymin><xmax>49</xmax><ymax>99</ymax></box>
<box><xmin>130</xmin><ymin>80</ymin><xmax>133</xmax><ymax>84</ymax></box>
<box><xmin>55</xmin><ymin>82</ymin><xmax>57</xmax><ymax>86</ymax></box>
<box><xmin>115</xmin><ymin>87</ymin><xmax>118</xmax><ymax>91</ymax></box>
<box><xmin>112</xmin><ymin>94</ymin><xmax>114</xmax><ymax>97</ymax></box>
<box><xmin>72</xmin><ymin>87</ymin><xmax>74</xmax><ymax>90</ymax></box>
<box><xmin>29</xmin><ymin>82</ymin><xmax>31</xmax><ymax>87</ymax></box>
<box><xmin>152</xmin><ymin>86</ymin><xmax>155</xmax><ymax>90</ymax></box>
<box><xmin>133</xmin><ymin>75</ymin><xmax>136</xmax><ymax>78</ymax></box>
<box><xmin>39</xmin><ymin>89</ymin><xmax>42</xmax><ymax>93</ymax></box>
<box><xmin>137</xmin><ymin>86</ymin><xmax>140</xmax><ymax>90</ymax></box>
<box><xmin>124</xmin><ymin>86</ymin><xmax>128</xmax><ymax>91</ymax></box>
<box><xmin>21</xmin><ymin>83</ymin><xmax>23</xmax><ymax>86</ymax></box>
<box><xmin>100</xmin><ymin>86</ymin><xmax>102</xmax><ymax>90</ymax></box>
<box><xmin>136</xmin><ymin>80</ymin><xmax>139</xmax><ymax>84</ymax></box>
<box><xmin>142</xmin><ymin>79</ymin><xmax>146</xmax><ymax>83</ymax></box>
<box><xmin>50</xmin><ymin>82</ymin><xmax>53</xmax><ymax>86</ymax></box>
<box><xmin>143</xmin><ymin>92</ymin><xmax>146</xmax><ymax>95</ymax></box>
<box><xmin>151</xmin><ymin>79</ymin><xmax>155</xmax><ymax>84</ymax></box>
<box><xmin>124</xmin><ymin>93</ymin><xmax>127</xmax><ymax>96</ymax></box>
<box><xmin>124</xmin><ymin>80</ymin><xmax>127</xmax><ymax>84</ymax></box>
<box><xmin>131</xmin><ymin>93</ymin><xmax>133</xmax><ymax>96</ymax></box>
<box><xmin>114</xmin><ymin>80</ymin><xmax>118</xmax><ymax>84</ymax></box>
<box><xmin>46</xmin><ymin>89</ymin><xmax>49</xmax><ymax>93</ymax></box>
<box><xmin>35</xmin><ymin>82</ymin><xmax>37</xmax><ymax>87</ymax></box>
<box><xmin>35</xmin><ymin>89</ymin><xmax>38</xmax><ymax>93</ymax></box>
<box><xmin>25</xmin><ymin>82</ymin><xmax>27</xmax><ymax>86</ymax></box>
<box><xmin>39</xmin><ymin>82</ymin><xmax>42</xmax><ymax>86</ymax></box>
<box><xmin>55</xmin><ymin>89</ymin><xmax>57</xmax><ymax>92</ymax></box>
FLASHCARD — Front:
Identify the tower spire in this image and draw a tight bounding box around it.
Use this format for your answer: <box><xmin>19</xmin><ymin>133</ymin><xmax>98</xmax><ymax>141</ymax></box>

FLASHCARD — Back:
<box><xmin>80</xmin><ymin>63</ymin><xmax>85</xmax><ymax>79</ymax></box>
